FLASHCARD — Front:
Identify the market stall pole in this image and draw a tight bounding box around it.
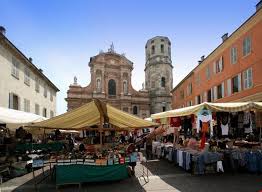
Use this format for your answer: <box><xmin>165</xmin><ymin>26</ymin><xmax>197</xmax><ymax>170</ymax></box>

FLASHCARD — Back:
<box><xmin>93</xmin><ymin>98</ymin><xmax>108</xmax><ymax>146</ymax></box>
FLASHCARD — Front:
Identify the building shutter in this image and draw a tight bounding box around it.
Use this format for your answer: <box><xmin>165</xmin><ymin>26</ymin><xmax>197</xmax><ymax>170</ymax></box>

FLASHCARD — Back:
<box><xmin>211</xmin><ymin>87</ymin><xmax>214</xmax><ymax>102</ymax></box>
<box><xmin>195</xmin><ymin>96</ymin><xmax>198</xmax><ymax>105</ymax></box>
<box><xmin>243</xmin><ymin>70</ymin><xmax>247</xmax><ymax>89</ymax></box>
<box><xmin>227</xmin><ymin>79</ymin><xmax>231</xmax><ymax>96</ymax></box>
<box><xmin>213</xmin><ymin>62</ymin><xmax>216</xmax><ymax>74</ymax></box>
<box><xmin>237</xmin><ymin>73</ymin><xmax>242</xmax><ymax>92</ymax></box>
<box><xmin>17</xmin><ymin>96</ymin><xmax>21</xmax><ymax>110</ymax></box>
<box><xmin>204</xmin><ymin>91</ymin><xmax>207</xmax><ymax>102</ymax></box>
<box><xmin>9</xmin><ymin>93</ymin><xmax>13</xmax><ymax>109</ymax></box>
<box><xmin>221</xmin><ymin>82</ymin><xmax>225</xmax><ymax>98</ymax></box>
<box><xmin>213</xmin><ymin>86</ymin><xmax>217</xmax><ymax>101</ymax></box>
<box><xmin>24</xmin><ymin>98</ymin><xmax>26</xmax><ymax>112</ymax></box>
<box><xmin>220</xmin><ymin>56</ymin><xmax>223</xmax><ymax>71</ymax></box>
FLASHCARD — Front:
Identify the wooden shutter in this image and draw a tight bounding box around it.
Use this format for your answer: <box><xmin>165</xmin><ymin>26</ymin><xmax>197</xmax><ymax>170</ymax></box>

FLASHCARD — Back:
<box><xmin>219</xmin><ymin>56</ymin><xmax>223</xmax><ymax>72</ymax></box>
<box><xmin>195</xmin><ymin>96</ymin><xmax>198</xmax><ymax>104</ymax></box>
<box><xmin>9</xmin><ymin>93</ymin><xmax>13</xmax><ymax>109</ymax></box>
<box><xmin>211</xmin><ymin>87</ymin><xmax>214</xmax><ymax>102</ymax></box>
<box><xmin>238</xmin><ymin>73</ymin><xmax>242</xmax><ymax>92</ymax></box>
<box><xmin>243</xmin><ymin>70</ymin><xmax>247</xmax><ymax>89</ymax></box>
<box><xmin>227</xmin><ymin>79</ymin><xmax>231</xmax><ymax>96</ymax></box>
<box><xmin>221</xmin><ymin>82</ymin><xmax>225</xmax><ymax>98</ymax></box>
<box><xmin>214</xmin><ymin>86</ymin><xmax>217</xmax><ymax>100</ymax></box>
<box><xmin>17</xmin><ymin>96</ymin><xmax>21</xmax><ymax>110</ymax></box>
<box><xmin>204</xmin><ymin>91</ymin><xmax>207</xmax><ymax>102</ymax></box>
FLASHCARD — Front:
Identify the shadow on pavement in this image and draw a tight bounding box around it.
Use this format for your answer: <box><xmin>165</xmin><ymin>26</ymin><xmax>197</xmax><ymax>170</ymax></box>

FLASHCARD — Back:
<box><xmin>143</xmin><ymin>158</ymin><xmax>262</xmax><ymax>192</ymax></box>
<box><xmin>11</xmin><ymin>170</ymin><xmax>146</xmax><ymax>192</ymax></box>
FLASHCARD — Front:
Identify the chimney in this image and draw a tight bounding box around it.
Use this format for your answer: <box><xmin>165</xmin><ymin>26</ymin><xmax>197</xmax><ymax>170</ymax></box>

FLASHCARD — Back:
<box><xmin>29</xmin><ymin>57</ymin><xmax>33</xmax><ymax>63</ymax></box>
<box><xmin>0</xmin><ymin>26</ymin><xmax>6</xmax><ymax>35</ymax></box>
<box><xmin>201</xmin><ymin>55</ymin><xmax>205</xmax><ymax>61</ymax></box>
<box><xmin>256</xmin><ymin>0</ymin><xmax>262</xmax><ymax>11</ymax></box>
<box><xmin>222</xmin><ymin>33</ymin><xmax>228</xmax><ymax>42</ymax></box>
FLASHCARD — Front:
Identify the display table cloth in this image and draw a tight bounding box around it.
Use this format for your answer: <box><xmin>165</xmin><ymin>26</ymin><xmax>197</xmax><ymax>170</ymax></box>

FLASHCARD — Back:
<box><xmin>55</xmin><ymin>164</ymin><xmax>128</xmax><ymax>185</ymax></box>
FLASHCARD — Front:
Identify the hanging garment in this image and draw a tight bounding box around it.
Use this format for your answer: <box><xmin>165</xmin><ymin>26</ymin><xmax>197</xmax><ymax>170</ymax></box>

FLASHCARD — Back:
<box><xmin>230</xmin><ymin>113</ymin><xmax>238</xmax><ymax>137</ymax></box>
<box><xmin>220</xmin><ymin>113</ymin><xmax>230</xmax><ymax>136</ymax></box>
<box><xmin>221</xmin><ymin>124</ymin><xmax>229</xmax><ymax>136</ymax></box>
<box><xmin>184</xmin><ymin>117</ymin><xmax>192</xmax><ymax>137</ymax></box>
<box><xmin>186</xmin><ymin>153</ymin><xmax>191</xmax><ymax>171</ymax></box>
<box><xmin>199</xmin><ymin>121</ymin><xmax>209</xmax><ymax>150</ymax></box>
<box><xmin>217</xmin><ymin>161</ymin><xmax>224</xmax><ymax>172</ymax></box>
<box><xmin>245</xmin><ymin>151</ymin><xmax>258</xmax><ymax>173</ymax></box>
<box><xmin>202</xmin><ymin>122</ymin><xmax>209</xmax><ymax>132</ymax></box>
<box><xmin>237</xmin><ymin>112</ymin><xmax>244</xmax><ymax>138</ymax></box>
<box><xmin>200</xmin><ymin>131</ymin><xmax>206</xmax><ymax>150</ymax></box>
<box><xmin>243</xmin><ymin>112</ymin><xmax>252</xmax><ymax>134</ymax></box>
<box><xmin>179</xmin><ymin>150</ymin><xmax>183</xmax><ymax>167</ymax></box>
<box><xmin>170</xmin><ymin>117</ymin><xmax>181</xmax><ymax>127</ymax></box>
<box><xmin>197</xmin><ymin>109</ymin><xmax>213</xmax><ymax>136</ymax></box>
<box><xmin>250</xmin><ymin>112</ymin><xmax>256</xmax><ymax>133</ymax></box>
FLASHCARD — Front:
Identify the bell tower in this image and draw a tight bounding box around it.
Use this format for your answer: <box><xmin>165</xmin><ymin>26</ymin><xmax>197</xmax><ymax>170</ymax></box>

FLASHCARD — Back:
<box><xmin>144</xmin><ymin>36</ymin><xmax>173</xmax><ymax>114</ymax></box>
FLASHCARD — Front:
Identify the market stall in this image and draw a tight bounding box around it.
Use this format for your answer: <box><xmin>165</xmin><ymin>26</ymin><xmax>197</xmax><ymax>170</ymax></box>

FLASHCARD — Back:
<box><xmin>26</xmin><ymin>99</ymin><xmax>157</xmax><ymax>187</ymax></box>
<box><xmin>0</xmin><ymin>108</ymin><xmax>50</xmax><ymax>182</ymax></box>
<box><xmin>150</xmin><ymin>102</ymin><xmax>262</xmax><ymax>175</ymax></box>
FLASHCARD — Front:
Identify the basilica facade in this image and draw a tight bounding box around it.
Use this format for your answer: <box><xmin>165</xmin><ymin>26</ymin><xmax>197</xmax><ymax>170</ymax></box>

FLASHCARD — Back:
<box><xmin>66</xmin><ymin>36</ymin><xmax>173</xmax><ymax>118</ymax></box>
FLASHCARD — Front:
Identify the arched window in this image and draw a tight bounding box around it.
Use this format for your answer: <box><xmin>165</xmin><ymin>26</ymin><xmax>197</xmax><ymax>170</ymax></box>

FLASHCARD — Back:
<box><xmin>96</xmin><ymin>79</ymin><xmax>101</xmax><ymax>93</ymax></box>
<box><xmin>133</xmin><ymin>106</ymin><xmax>138</xmax><ymax>115</ymax></box>
<box><xmin>108</xmin><ymin>79</ymin><xmax>116</xmax><ymax>95</ymax></box>
<box><xmin>151</xmin><ymin>45</ymin><xmax>155</xmax><ymax>54</ymax></box>
<box><xmin>161</xmin><ymin>77</ymin><xmax>166</xmax><ymax>87</ymax></box>
<box><xmin>123</xmin><ymin>81</ymin><xmax>128</xmax><ymax>95</ymax></box>
<box><xmin>161</xmin><ymin>44</ymin><xmax>164</xmax><ymax>53</ymax></box>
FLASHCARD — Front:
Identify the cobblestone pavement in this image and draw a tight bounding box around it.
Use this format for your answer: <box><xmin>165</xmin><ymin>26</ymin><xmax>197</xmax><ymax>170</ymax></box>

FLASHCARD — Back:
<box><xmin>1</xmin><ymin>159</ymin><xmax>262</xmax><ymax>192</ymax></box>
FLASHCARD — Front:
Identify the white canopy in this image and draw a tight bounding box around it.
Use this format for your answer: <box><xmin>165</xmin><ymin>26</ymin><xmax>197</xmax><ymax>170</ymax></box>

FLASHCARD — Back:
<box><xmin>0</xmin><ymin>107</ymin><xmax>47</xmax><ymax>131</ymax></box>
<box><xmin>151</xmin><ymin>102</ymin><xmax>262</xmax><ymax>119</ymax></box>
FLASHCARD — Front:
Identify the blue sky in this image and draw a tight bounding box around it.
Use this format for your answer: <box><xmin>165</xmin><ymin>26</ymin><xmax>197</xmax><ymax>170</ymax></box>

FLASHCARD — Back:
<box><xmin>0</xmin><ymin>0</ymin><xmax>259</xmax><ymax>114</ymax></box>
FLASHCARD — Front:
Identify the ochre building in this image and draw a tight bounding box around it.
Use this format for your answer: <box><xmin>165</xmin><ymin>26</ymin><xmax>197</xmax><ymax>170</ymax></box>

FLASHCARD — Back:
<box><xmin>172</xmin><ymin>3</ymin><xmax>262</xmax><ymax>109</ymax></box>
<box><xmin>66</xmin><ymin>36</ymin><xmax>173</xmax><ymax>118</ymax></box>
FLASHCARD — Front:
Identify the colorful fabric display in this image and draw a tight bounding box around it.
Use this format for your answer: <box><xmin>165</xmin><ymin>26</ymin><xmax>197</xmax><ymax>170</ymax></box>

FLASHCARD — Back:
<box><xmin>70</xmin><ymin>159</ymin><xmax>77</xmax><ymax>164</ymax></box>
<box><xmin>130</xmin><ymin>152</ymin><xmax>138</xmax><ymax>162</ymax></box>
<box><xmin>76</xmin><ymin>159</ymin><xmax>84</xmax><ymax>164</ymax></box>
<box><xmin>84</xmin><ymin>159</ymin><xmax>95</xmax><ymax>165</ymax></box>
<box><xmin>114</xmin><ymin>158</ymin><xmax>119</xmax><ymax>165</ymax></box>
<box><xmin>107</xmin><ymin>159</ymin><xmax>113</xmax><ymax>165</ymax></box>
<box><xmin>95</xmin><ymin>159</ymin><xmax>103</xmax><ymax>165</ymax></box>
<box><xmin>100</xmin><ymin>159</ymin><xmax>107</xmax><ymax>166</ymax></box>
<box><xmin>170</xmin><ymin>117</ymin><xmax>181</xmax><ymax>127</ymax></box>
<box><xmin>125</xmin><ymin>157</ymin><xmax>130</xmax><ymax>163</ymax></box>
<box><xmin>119</xmin><ymin>157</ymin><xmax>125</xmax><ymax>164</ymax></box>
<box><xmin>197</xmin><ymin>109</ymin><xmax>213</xmax><ymax>136</ymax></box>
